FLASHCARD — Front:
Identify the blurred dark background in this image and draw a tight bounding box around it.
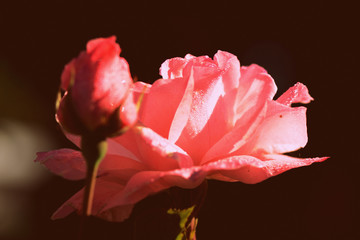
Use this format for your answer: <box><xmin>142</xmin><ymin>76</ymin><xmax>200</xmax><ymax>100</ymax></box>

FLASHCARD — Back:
<box><xmin>0</xmin><ymin>0</ymin><xmax>357</xmax><ymax>239</ymax></box>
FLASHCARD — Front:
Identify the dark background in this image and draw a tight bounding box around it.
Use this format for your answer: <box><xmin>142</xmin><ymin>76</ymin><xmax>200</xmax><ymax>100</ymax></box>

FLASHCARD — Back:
<box><xmin>0</xmin><ymin>0</ymin><xmax>358</xmax><ymax>239</ymax></box>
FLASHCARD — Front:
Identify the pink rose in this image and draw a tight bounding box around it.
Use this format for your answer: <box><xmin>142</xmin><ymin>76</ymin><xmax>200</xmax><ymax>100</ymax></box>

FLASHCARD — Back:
<box><xmin>57</xmin><ymin>36</ymin><xmax>136</xmax><ymax>135</ymax></box>
<box><xmin>36</xmin><ymin>51</ymin><xmax>327</xmax><ymax>221</ymax></box>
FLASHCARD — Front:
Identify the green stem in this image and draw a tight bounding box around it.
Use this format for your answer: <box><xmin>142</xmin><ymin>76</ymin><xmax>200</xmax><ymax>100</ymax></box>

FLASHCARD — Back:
<box><xmin>82</xmin><ymin>158</ymin><xmax>101</xmax><ymax>216</ymax></box>
<box><xmin>81</xmin><ymin>135</ymin><xmax>107</xmax><ymax>216</ymax></box>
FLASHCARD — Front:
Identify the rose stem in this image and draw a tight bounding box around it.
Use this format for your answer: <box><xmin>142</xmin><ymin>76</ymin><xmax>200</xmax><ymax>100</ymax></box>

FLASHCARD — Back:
<box><xmin>78</xmin><ymin>136</ymin><xmax>107</xmax><ymax>239</ymax></box>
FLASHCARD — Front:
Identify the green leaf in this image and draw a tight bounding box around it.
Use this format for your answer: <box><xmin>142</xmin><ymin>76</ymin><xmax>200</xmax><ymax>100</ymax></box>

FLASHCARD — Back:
<box><xmin>167</xmin><ymin>205</ymin><xmax>195</xmax><ymax>229</ymax></box>
<box><xmin>168</xmin><ymin>205</ymin><xmax>198</xmax><ymax>240</ymax></box>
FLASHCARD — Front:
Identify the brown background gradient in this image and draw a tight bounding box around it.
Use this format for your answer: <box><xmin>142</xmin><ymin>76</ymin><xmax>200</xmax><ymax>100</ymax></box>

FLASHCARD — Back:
<box><xmin>0</xmin><ymin>0</ymin><xmax>357</xmax><ymax>239</ymax></box>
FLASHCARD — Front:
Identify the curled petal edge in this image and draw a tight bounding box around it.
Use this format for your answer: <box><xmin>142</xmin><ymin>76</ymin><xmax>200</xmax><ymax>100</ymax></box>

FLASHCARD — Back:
<box><xmin>102</xmin><ymin>155</ymin><xmax>328</xmax><ymax>212</ymax></box>
<box><xmin>276</xmin><ymin>82</ymin><xmax>313</xmax><ymax>106</ymax></box>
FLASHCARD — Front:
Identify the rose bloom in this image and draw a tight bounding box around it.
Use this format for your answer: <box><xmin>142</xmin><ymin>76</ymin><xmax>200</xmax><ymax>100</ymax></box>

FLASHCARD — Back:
<box><xmin>57</xmin><ymin>36</ymin><xmax>136</xmax><ymax>135</ymax></box>
<box><xmin>36</xmin><ymin>50</ymin><xmax>327</xmax><ymax>221</ymax></box>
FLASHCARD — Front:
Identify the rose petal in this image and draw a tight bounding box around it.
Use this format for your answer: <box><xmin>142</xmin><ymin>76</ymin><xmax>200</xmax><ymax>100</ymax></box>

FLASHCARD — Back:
<box><xmin>102</xmin><ymin>169</ymin><xmax>208</xmax><ymax>211</ymax></box>
<box><xmin>60</xmin><ymin>59</ymin><xmax>76</xmax><ymax>90</ymax></box>
<box><xmin>101</xmin><ymin>153</ymin><xmax>327</xmax><ymax>211</ymax></box>
<box><xmin>160</xmin><ymin>57</ymin><xmax>188</xmax><ymax>79</ymax></box>
<box><xmin>119</xmin><ymin>90</ymin><xmax>138</xmax><ymax>127</ymax></box>
<box><xmin>63</xmin><ymin>127</ymin><xmax>142</xmax><ymax>163</ymax></box>
<box><xmin>52</xmin><ymin>174</ymin><xmax>134</xmax><ymax>222</ymax></box>
<box><xmin>35</xmin><ymin>149</ymin><xmax>85</xmax><ymax>180</ymax></box>
<box><xmin>175</xmin><ymin>73</ymin><xmax>224</xmax><ymax>163</ymax></box>
<box><xmin>233</xmin><ymin>64</ymin><xmax>277</xmax><ymax>126</ymax></box>
<box><xmin>240</xmin><ymin>101</ymin><xmax>309</xmax><ymax>154</ymax></box>
<box><xmin>35</xmin><ymin>148</ymin><xmax>145</xmax><ymax>181</ymax></box>
<box><xmin>277</xmin><ymin>82</ymin><xmax>313</xmax><ymax>106</ymax></box>
<box><xmin>213</xmin><ymin>50</ymin><xmax>240</xmax><ymax>91</ymax></box>
<box><xmin>139</xmin><ymin>77</ymin><xmax>191</xmax><ymax>139</ymax></box>
<box><xmin>110</xmin><ymin>125</ymin><xmax>194</xmax><ymax>169</ymax></box>
<box><xmin>205</xmin><ymin>155</ymin><xmax>269</xmax><ymax>183</ymax></box>
<box><xmin>168</xmin><ymin>67</ymin><xmax>194</xmax><ymax>143</ymax></box>
<box><xmin>64</xmin><ymin>132</ymin><xmax>81</xmax><ymax>147</ymax></box>
<box><xmin>261</xmin><ymin>154</ymin><xmax>328</xmax><ymax>177</ymax></box>
<box><xmin>134</xmin><ymin>126</ymin><xmax>193</xmax><ymax>170</ymax></box>
<box><xmin>207</xmin><ymin>155</ymin><xmax>328</xmax><ymax>184</ymax></box>
<box><xmin>175</xmin><ymin>54</ymin><xmax>242</xmax><ymax>164</ymax></box>
<box><xmin>132</xmin><ymin>81</ymin><xmax>151</xmax><ymax>108</ymax></box>
<box><xmin>101</xmin><ymin>158</ymin><xmax>266</xmax><ymax>210</ymax></box>
<box><xmin>99</xmin><ymin>154</ymin><xmax>146</xmax><ymax>172</ymax></box>
<box><xmin>86</xmin><ymin>36</ymin><xmax>120</xmax><ymax>58</ymax></box>
<box><xmin>108</xmin><ymin>129</ymin><xmax>142</xmax><ymax>161</ymax></box>
<box><xmin>201</xmin><ymin>65</ymin><xmax>277</xmax><ymax>164</ymax></box>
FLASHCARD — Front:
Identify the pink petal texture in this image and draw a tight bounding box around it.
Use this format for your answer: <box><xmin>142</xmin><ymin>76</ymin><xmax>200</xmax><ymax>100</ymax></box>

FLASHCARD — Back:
<box><xmin>52</xmin><ymin>175</ymin><xmax>134</xmax><ymax>222</ymax></box>
<box><xmin>103</xmin><ymin>170</ymin><xmax>208</xmax><ymax>210</ymax></box>
<box><xmin>160</xmin><ymin>57</ymin><xmax>188</xmax><ymax>79</ymax></box>
<box><xmin>34</xmin><ymin>149</ymin><xmax>145</xmax><ymax>179</ymax></box>
<box><xmin>35</xmin><ymin>149</ymin><xmax>86</xmax><ymax>180</ymax></box>
<box><xmin>207</xmin><ymin>155</ymin><xmax>328</xmax><ymax>184</ymax></box>
<box><xmin>139</xmin><ymin>76</ymin><xmax>190</xmax><ymax>139</ymax></box>
<box><xmin>175</xmin><ymin>52</ymin><xmax>243</xmax><ymax>164</ymax></box>
<box><xmin>277</xmin><ymin>82</ymin><xmax>313</xmax><ymax>106</ymax></box>
<box><xmin>243</xmin><ymin>102</ymin><xmax>308</xmax><ymax>154</ymax></box>
<box><xmin>103</xmin><ymin>155</ymin><xmax>327</xmax><ymax>210</ymax></box>
<box><xmin>119</xmin><ymin>90</ymin><xmax>138</xmax><ymax>127</ymax></box>
<box><xmin>201</xmin><ymin>64</ymin><xmax>277</xmax><ymax>164</ymax></box>
<box><xmin>260</xmin><ymin>154</ymin><xmax>328</xmax><ymax>177</ymax></box>
<box><xmin>134</xmin><ymin>126</ymin><xmax>193</xmax><ymax>170</ymax></box>
<box><xmin>167</xmin><ymin>69</ymin><xmax>194</xmax><ymax>143</ymax></box>
<box><xmin>38</xmin><ymin>49</ymin><xmax>327</xmax><ymax>222</ymax></box>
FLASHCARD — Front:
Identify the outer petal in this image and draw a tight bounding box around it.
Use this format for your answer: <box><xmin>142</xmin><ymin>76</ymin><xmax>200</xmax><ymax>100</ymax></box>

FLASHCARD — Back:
<box><xmin>261</xmin><ymin>154</ymin><xmax>328</xmax><ymax>177</ymax></box>
<box><xmin>201</xmin><ymin>65</ymin><xmax>277</xmax><ymax>164</ymax></box>
<box><xmin>277</xmin><ymin>82</ymin><xmax>313</xmax><ymax>106</ymax></box>
<box><xmin>207</xmin><ymin>155</ymin><xmax>328</xmax><ymax>184</ymax></box>
<box><xmin>233</xmin><ymin>65</ymin><xmax>277</xmax><ymax>126</ymax></box>
<box><xmin>56</xmin><ymin>91</ymin><xmax>86</xmax><ymax>135</ymax></box>
<box><xmin>99</xmin><ymin>154</ymin><xmax>146</xmax><ymax>173</ymax></box>
<box><xmin>134</xmin><ymin>126</ymin><xmax>193</xmax><ymax>170</ymax></box>
<box><xmin>63</xmin><ymin>132</ymin><xmax>81</xmax><ymax>148</ymax></box>
<box><xmin>239</xmin><ymin>101</ymin><xmax>309</xmax><ymax>154</ymax></box>
<box><xmin>101</xmin><ymin>154</ymin><xmax>327</xmax><ymax>211</ymax></box>
<box><xmin>102</xmin><ymin>169</ymin><xmax>208</xmax><ymax>211</ymax></box>
<box><xmin>108</xmin><ymin>129</ymin><xmax>142</xmax><ymax>161</ymax></box>
<box><xmin>35</xmin><ymin>149</ymin><xmax>85</xmax><ymax>180</ymax></box>
<box><xmin>35</xmin><ymin>149</ymin><xmax>145</xmax><ymax>180</ymax></box>
<box><xmin>52</xmin><ymin>174</ymin><xmax>134</xmax><ymax>222</ymax></box>
<box><xmin>108</xmin><ymin>125</ymin><xmax>194</xmax><ymax>170</ymax></box>
<box><xmin>60</xmin><ymin>59</ymin><xmax>75</xmax><ymax>90</ymax></box>
<box><xmin>205</xmin><ymin>156</ymin><xmax>270</xmax><ymax>183</ymax></box>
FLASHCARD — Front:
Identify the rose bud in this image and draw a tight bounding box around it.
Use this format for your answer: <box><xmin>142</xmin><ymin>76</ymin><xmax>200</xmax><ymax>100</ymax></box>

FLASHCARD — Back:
<box><xmin>56</xmin><ymin>36</ymin><xmax>136</xmax><ymax>137</ymax></box>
